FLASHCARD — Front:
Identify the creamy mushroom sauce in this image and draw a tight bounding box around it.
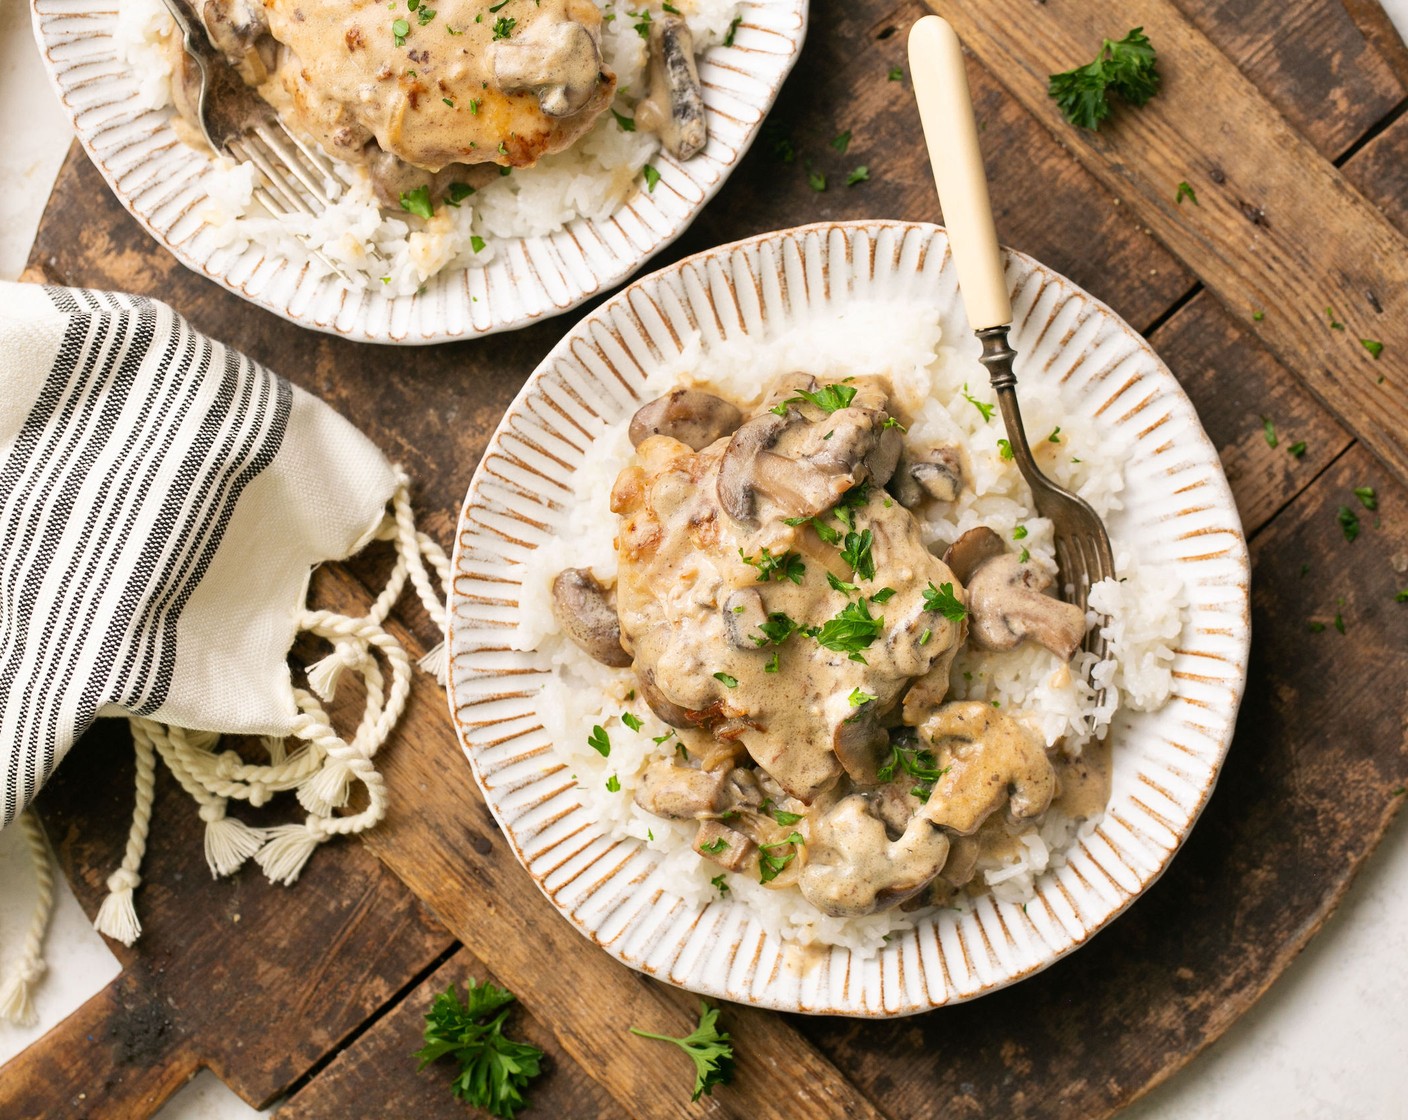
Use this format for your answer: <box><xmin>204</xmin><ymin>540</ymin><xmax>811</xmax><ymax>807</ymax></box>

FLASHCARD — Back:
<box><xmin>177</xmin><ymin>0</ymin><xmax>705</xmax><ymax>205</ymax></box>
<box><xmin>555</xmin><ymin>373</ymin><xmax>1114</xmax><ymax>920</ymax></box>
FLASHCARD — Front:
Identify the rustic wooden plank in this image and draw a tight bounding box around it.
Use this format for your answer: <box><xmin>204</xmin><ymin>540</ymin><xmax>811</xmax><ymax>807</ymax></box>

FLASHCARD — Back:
<box><xmin>934</xmin><ymin>0</ymin><xmax>1408</xmax><ymax>485</ymax></box>
<box><xmin>1342</xmin><ymin>106</ymin><xmax>1408</xmax><ymax>234</ymax></box>
<box><xmin>306</xmin><ymin>563</ymin><xmax>888</xmax><ymax>1120</ymax></box>
<box><xmin>278</xmin><ymin>947</ymin><xmax>619</xmax><ymax>1119</ymax></box>
<box><xmin>792</xmin><ymin>443</ymin><xmax>1408</xmax><ymax>1120</ymax></box>
<box><xmin>0</xmin><ymin>718</ymin><xmax>455</xmax><ymax>1116</ymax></box>
<box><xmin>1339</xmin><ymin>0</ymin><xmax>1408</xmax><ymax>85</ymax></box>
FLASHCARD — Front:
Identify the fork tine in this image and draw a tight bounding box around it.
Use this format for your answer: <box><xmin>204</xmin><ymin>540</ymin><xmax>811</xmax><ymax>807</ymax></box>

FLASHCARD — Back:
<box><xmin>230</xmin><ymin>135</ymin><xmax>317</xmax><ymax>217</ymax></box>
<box><xmin>274</xmin><ymin>120</ymin><xmax>351</xmax><ymax>193</ymax></box>
<box><xmin>251</xmin><ymin>120</ymin><xmax>343</xmax><ymax>206</ymax></box>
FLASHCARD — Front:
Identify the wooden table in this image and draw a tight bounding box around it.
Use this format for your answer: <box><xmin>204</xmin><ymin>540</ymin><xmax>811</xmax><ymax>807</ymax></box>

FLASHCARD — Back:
<box><xmin>6</xmin><ymin>1</ymin><xmax>1408</xmax><ymax>1116</ymax></box>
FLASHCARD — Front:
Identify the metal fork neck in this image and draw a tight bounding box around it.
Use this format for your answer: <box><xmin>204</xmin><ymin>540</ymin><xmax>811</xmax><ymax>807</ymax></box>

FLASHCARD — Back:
<box><xmin>976</xmin><ymin>325</ymin><xmax>1017</xmax><ymax>391</ymax></box>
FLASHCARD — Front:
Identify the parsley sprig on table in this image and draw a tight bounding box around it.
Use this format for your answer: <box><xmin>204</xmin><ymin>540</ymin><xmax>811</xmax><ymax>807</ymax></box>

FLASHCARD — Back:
<box><xmin>1048</xmin><ymin>28</ymin><xmax>1160</xmax><ymax>131</ymax></box>
<box><xmin>414</xmin><ymin>980</ymin><xmax>544</xmax><ymax>1118</ymax></box>
<box><xmin>630</xmin><ymin>1002</ymin><xmax>736</xmax><ymax>1101</ymax></box>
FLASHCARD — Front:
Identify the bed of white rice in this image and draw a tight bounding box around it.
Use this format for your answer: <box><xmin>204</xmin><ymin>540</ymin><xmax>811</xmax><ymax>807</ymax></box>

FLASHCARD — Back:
<box><xmin>113</xmin><ymin>0</ymin><xmax>740</xmax><ymax>295</ymax></box>
<box><xmin>508</xmin><ymin>302</ymin><xmax>1189</xmax><ymax>955</ymax></box>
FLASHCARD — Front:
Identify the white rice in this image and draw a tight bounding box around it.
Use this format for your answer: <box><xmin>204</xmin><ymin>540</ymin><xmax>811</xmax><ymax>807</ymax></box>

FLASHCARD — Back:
<box><xmin>517</xmin><ymin>302</ymin><xmax>1189</xmax><ymax>954</ymax></box>
<box><xmin>115</xmin><ymin>0</ymin><xmax>740</xmax><ymax>295</ymax></box>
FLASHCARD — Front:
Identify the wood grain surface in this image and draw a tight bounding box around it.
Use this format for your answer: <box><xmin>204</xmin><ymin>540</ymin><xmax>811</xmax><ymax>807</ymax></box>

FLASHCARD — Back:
<box><xmin>5</xmin><ymin>0</ymin><xmax>1408</xmax><ymax>1116</ymax></box>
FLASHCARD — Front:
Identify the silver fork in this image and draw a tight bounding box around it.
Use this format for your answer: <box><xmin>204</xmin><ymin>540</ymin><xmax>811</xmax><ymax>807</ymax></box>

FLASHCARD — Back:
<box><xmin>159</xmin><ymin>0</ymin><xmax>368</xmax><ymax>281</ymax></box>
<box><xmin>909</xmin><ymin>16</ymin><xmax>1116</xmax><ymax>719</ymax></box>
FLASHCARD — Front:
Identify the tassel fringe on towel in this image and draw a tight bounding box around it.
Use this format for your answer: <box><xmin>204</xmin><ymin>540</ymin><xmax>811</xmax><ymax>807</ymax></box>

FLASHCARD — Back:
<box><xmin>4</xmin><ymin>471</ymin><xmax>450</xmax><ymax>992</ymax></box>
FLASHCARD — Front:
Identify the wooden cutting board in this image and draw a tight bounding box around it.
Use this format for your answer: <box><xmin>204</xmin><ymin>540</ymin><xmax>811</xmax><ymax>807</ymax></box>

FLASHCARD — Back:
<box><xmin>6</xmin><ymin>0</ymin><xmax>1408</xmax><ymax>1116</ymax></box>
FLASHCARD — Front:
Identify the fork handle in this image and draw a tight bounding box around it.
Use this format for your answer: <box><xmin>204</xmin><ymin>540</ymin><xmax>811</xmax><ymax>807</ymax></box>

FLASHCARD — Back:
<box><xmin>909</xmin><ymin>15</ymin><xmax>1013</xmax><ymax>333</ymax></box>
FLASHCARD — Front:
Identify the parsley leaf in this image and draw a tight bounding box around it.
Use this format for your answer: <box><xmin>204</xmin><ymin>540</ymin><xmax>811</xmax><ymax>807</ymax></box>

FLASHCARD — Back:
<box><xmin>888</xmin><ymin>65</ymin><xmax>903</xmax><ymax>81</ymax></box>
<box><xmin>711</xmin><ymin>873</ymin><xmax>730</xmax><ymax>896</ymax></box>
<box><xmin>814</xmin><ymin>597</ymin><xmax>884</xmax><ymax>661</ymax></box>
<box><xmin>606</xmin><ymin>774</ymin><xmax>621</xmax><ymax>792</ymax></box>
<box><xmin>758</xmin><ymin>831</ymin><xmax>805</xmax><ymax>882</ymax></box>
<box><xmin>1262</xmin><ymin>417</ymin><xmax>1278</xmax><ymax>449</ymax></box>
<box><xmin>1361</xmin><ymin>338</ymin><xmax>1384</xmax><ymax>360</ymax></box>
<box><xmin>491</xmin><ymin>15</ymin><xmax>515</xmax><ymax>37</ymax></box>
<box><xmin>1048</xmin><ymin>27</ymin><xmax>1160</xmax><ymax>131</ymax></box>
<box><xmin>470</xmin><ymin>235</ymin><xmax>487</xmax><ymax>254</ymax></box>
<box><xmin>922</xmin><ymin>581</ymin><xmax>968</xmax><ymax>622</ymax></box>
<box><xmin>399</xmin><ymin>184</ymin><xmax>433</xmax><ymax>219</ymax></box>
<box><xmin>622</xmin><ymin>712</ymin><xmax>644</xmax><ymax>732</ymax></box>
<box><xmin>1337</xmin><ymin>505</ymin><xmax>1360</xmax><ymax>542</ymax></box>
<box><xmin>1012</xmin><ymin>525</ymin><xmax>1028</xmax><ymax>540</ymax></box>
<box><xmin>629</xmin><ymin>1003</ymin><xmax>735</xmax><ymax>1102</ymax></box>
<box><xmin>1175</xmin><ymin>180</ymin><xmax>1198</xmax><ymax>206</ymax></box>
<box><xmin>826</xmin><ymin>571</ymin><xmax>859</xmax><ymax>594</ymax></box>
<box><xmin>1288</xmin><ymin>440</ymin><xmax>1307</xmax><ymax>459</ymax></box>
<box><xmin>840</xmin><ymin>528</ymin><xmax>876</xmax><ymax>581</ymax></box>
<box><xmin>961</xmin><ymin>383</ymin><xmax>995</xmax><ymax>422</ymax></box>
<box><xmin>807</xmin><ymin>166</ymin><xmax>827</xmax><ymax>192</ymax></box>
<box><xmin>848</xmin><ymin>686</ymin><xmax>877</xmax><ymax>707</ymax></box>
<box><xmin>392</xmin><ymin>17</ymin><xmax>410</xmax><ymax>44</ymax></box>
<box><xmin>875</xmin><ymin>743</ymin><xmax>950</xmax><ymax>802</ymax></box>
<box><xmin>723</xmin><ymin>13</ymin><xmax>741</xmax><ymax>46</ymax></box>
<box><xmin>611</xmin><ymin>108</ymin><xmax>636</xmax><ymax>131</ymax></box>
<box><xmin>445</xmin><ymin>182</ymin><xmax>475</xmax><ymax>205</ymax></box>
<box><xmin>846</xmin><ymin>165</ymin><xmax>869</xmax><ymax>186</ymax></box>
<box><xmin>830</xmin><ymin>129</ymin><xmax>852</xmax><ymax>154</ymax></box>
<box><xmin>739</xmin><ymin>546</ymin><xmax>806</xmax><ymax>584</ymax></box>
<box><xmin>997</xmin><ymin>438</ymin><xmax>1013</xmax><ymax>460</ymax></box>
<box><xmin>415</xmin><ymin>980</ymin><xmax>544</xmax><ymax>1118</ymax></box>
<box><xmin>587</xmin><ymin>725</ymin><xmax>610</xmax><ymax>757</ymax></box>
<box><xmin>764</xmin><ymin>650</ymin><xmax>781</xmax><ymax>673</ymax></box>
<box><xmin>870</xmin><ymin>587</ymin><xmax>897</xmax><ymax>604</ymax></box>
<box><xmin>713</xmin><ymin>671</ymin><xmax>739</xmax><ymax>689</ymax></box>
<box><xmin>1326</xmin><ymin>306</ymin><xmax>1345</xmax><ymax>331</ymax></box>
<box><xmin>1354</xmin><ymin>486</ymin><xmax>1378</xmax><ymax>511</ymax></box>
<box><xmin>754</xmin><ymin>611</ymin><xmax>800</xmax><ymax>646</ymax></box>
<box><xmin>643</xmin><ymin>163</ymin><xmax>661</xmax><ymax>192</ymax></box>
<box><xmin>760</xmin><ymin>799</ymin><xmax>804</xmax><ymax>826</ymax></box>
<box><xmin>777</xmin><ymin>383</ymin><xmax>858</xmax><ymax>414</ymax></box>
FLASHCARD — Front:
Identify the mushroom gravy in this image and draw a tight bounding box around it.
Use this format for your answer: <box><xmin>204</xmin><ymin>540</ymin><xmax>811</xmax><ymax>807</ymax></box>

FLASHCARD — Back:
<box><xmin>552</xmin><ymin>372</ymin><xmax>1115</xmax><ymax>920</ymax></box>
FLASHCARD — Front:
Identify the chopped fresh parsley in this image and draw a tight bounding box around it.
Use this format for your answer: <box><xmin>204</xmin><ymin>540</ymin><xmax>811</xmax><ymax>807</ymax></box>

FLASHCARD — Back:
<box><xmin>630</xmin><ymin>8</ymin><xmax>651</xmax><ymax>38</ymax></box>
<box><xmin>1252</xmin><ymin>310</ymin><xmax>1265</xmax><ymax>322</ymax></box>
<box><xmin>1308</xmin><ymin>620</ymin><xmax>1327</xmax><ymax>633</ymax></box>
<box><xmin>699</xmin><ymin>836</ymin><xmax>729</xmax><ymax>855</ymax></box>
<box><xmin>417</xmin><ymin>5</ymin><xmax>436</xmax><ymax>25</ymax></box>
<box><xmin>1361</xmin><ymin>338</ymin><xmax>1384</xmax><ymax>360</ymax></box>
<box><xmin>739</xmin><ymin>546</ymin><xmax>806</xmax><ymax>584</ymax></box>
<box><xmin>826</xmin><ymin>571</ymin><xmax>859</xmax><ymax>594</ymax></box>
<box><xmin>622</xmin><ymin>712</ymin><xmax>644</xmax><ymax>732</ymax></box>
<box><xmin>606</xmin><ymin>774</ymin><xmax>621</xmax><ymax>792</ymax></box>
<box><xmin>846</xmin><ymin>165</ymin><xmax>870</xmax><ymax>187</ymax></box>
<box><xmin>414</xmin><ymin>979</ymin><xmax>544</xmax><ymax>1118</ymax></box>
<box><xmin>399</xmin><ymin>184</ymin><xmax>433</xmax><ymax>219</ymax></box>
<box><xmin>443</xmin><ymin>97</ymin><xmax>455</xmax><ymax>107</ymax></box>
<box><xmin>922</xmin><ymin>581</ymin><xmax>968</xmax><ymax>622</ymax></box>
<box><xmin>807</xmin><ymin>166</ymin><xmax>827</xmax><ymax>192</ymax></box>
<box><xmin>1354</xmin><ymin>486</ymin><xmax>1377</xmax><ymax>510</ymax></box>
<box><xmin>470</xmin><ymin>235</ymin><xmax>487</xmax><ymax>254</ymax></box>
<box><xmin>1175</xmin><ymin>180</ymin><xmax>1198</xmax><ymax>206</ymax></box>
<box><xmin>1262</xmin><ymin>417</ymin><xmax>1278</xmax><ymax>449</ymax></box>
<box><xmin>814</xmin><ymin>597</ymin><xmax>884</xmax><ymax>661</ymax></box>
<box><xmin>629</xmin><ymin>1003</ymin><xmax>734</xmax><ymax>1102</ymax></box>
<box><xmin>961</xmin><ymin>383</ymin><xmax>995</xmax><ymax>422</ymax></box>
<box><xmin>1048</xmin><ymin>27</ymin><xmax>1160</xmax><ymax>131</ymax></box>
<box><xmin>1326</xmin><ymin>306</ymin><xmax>1345</xmax><ymax>331</ymax></box>
<box><xmin>587</xmin><ymin>725</ymin><xmax>610</xmax><ymax>757</ymax></box>
<box><xmin>392</xmin><ymin>17</ymin><xmax>410</xmax><ymax>44</ymax></box>
<box><xmin>758</xmin><ymin>832</ymin><xmax>805</xmax><ymax>882</ymax></box>
<box><xmin>445</xmin><ymin>182</ymin><xmax>475</xmax><ymax>206</ymax></box>
<box><xmin>997</xmin><ymin>438</ymin><xmax>1013</xmax><ymax>460</ymax></box>
<box><xmin>1288</xmin><ymin>440</ymin><xmax>1307</xmax><ymax>459</ymax></box>
<box><xmin>643</xmin><ymin>164</ymin><xmax>661</xmax><ymax>192</ymax></box>
<box><xmin>446</xmin><ymin>23</ymin><xmax>462</xmax><ymax>33</ymax></box>
<box><xmin>918</xmin><ymin>627</ymin><xmax>932</xmax><ymax>645</ymax></box>
<box><xmin>491</xmin><ymin>15</ymin><xmax>515</xmax><ymax>37</ymax></box>
<box><xmin>753</xmin><ymin>611</ymin><xmax>800</xmax><ymax>646</ymax></box>
<box><xmin>876</xmin><ymin>743</ymin><xmax>950</xmax><ymax>802</ymax></box>
<box><xmin>713</xmin><ymin>671</ymin><xmax>739</xmax><ymax>689</ymax></box>
<box><xmin>764</xmin><ymin>651</ymin><xmax>781</xmax><ymax>673</ymax></box>
<box><xmin>711</xmin><ymin>874</ymin><xmax>730</xmax><ymax>897</ymax></box>
<box><xmin>1012</xmin><ymin>525</ymin><xmax>1029</xmax><ymax>540</ymax></box>
<box><xmin>1018</xmin><ymin>547</ymin><xmax>1031</xmax><ymax>563</ymax></box>
<box><xmin>840</xmin><ymin>528</ymin><xmax>876</xmax><ymax>581</ymax></box>
<box><xmin>1337</xmin><ymin>505</ymin><xmax>1360</xmax><ymax>543</ymax></box>
<box><xmin>760</xmin><ymin>799</ymin><xmax>803</xmax><ymax>826</ymax></box>
<box><xmin>651</xmin><ymin>729</ymin><xmax>674</xmax><ymax>745</ymax></box>
<box><xmin>848</xmin><ymin>686</ymin><xmax>877</xmax><ymax>707</ymax></box>
<box><xmin>723</xmin><ymin>13</ymin><xmax>742</xmax><ymax>46</ymax></box>
<box><xmin>870</xmin><ymin>587</ymin><xmax>897</xmax><ymax>604</ymax></box>
<box><xmin>1396</xmin><ymin>589</ymin><xmax>1408</xmax><ymax>603</ymax></box>
<box><xmin>772</xmin><ymin>382</ymin><xmax>858</xmax><ymax>415</ymax></box>
<box><xmin>1048</xmin><ymin>427</ymin><xmax>1062</xmax><ymax>443</ymax></box>
<box><xmin>830</xmin><ymin>129</ymin><xmax>852</xmax><ymax>154</ymax></box>
<box><xmin>1334</xmin><ymin>612</ymin><xmax>1346</xmax><ymax>635</ymax></box>
<box><xmin>611</xmin><ymin>108</ymin><xmax>636</xmax><ymax>132</ymax></box>
<box><xmin>468</xmin><ymin>98</ymin><xmax>479</xmax><ymax>114</ymax></box>
<box><xmin>888</xmin><ymin>65</ymin><xmax>903</xmax><ymax>81</ymax></box>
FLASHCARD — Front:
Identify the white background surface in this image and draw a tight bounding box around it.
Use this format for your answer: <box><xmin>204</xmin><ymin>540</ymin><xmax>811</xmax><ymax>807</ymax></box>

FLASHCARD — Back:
<box><xmin>3</xmin><ymin>2</ymin><xmax>1407</xmax><ymax>1116</ymax></box>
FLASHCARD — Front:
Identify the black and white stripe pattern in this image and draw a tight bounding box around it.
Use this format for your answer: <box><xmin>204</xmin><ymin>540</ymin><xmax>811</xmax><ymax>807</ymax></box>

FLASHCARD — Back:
<box><xmin>0</xmin><ymin>289</ymin><xmax>290</xmax><ymax>827</ymax></box>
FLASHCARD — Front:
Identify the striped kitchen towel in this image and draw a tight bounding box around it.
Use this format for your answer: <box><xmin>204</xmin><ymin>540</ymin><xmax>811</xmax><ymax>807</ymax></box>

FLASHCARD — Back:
<box><xmin>0</xmin><ymin>282</ymin><xmax>448</xmax><ymax>1024</ymax></box>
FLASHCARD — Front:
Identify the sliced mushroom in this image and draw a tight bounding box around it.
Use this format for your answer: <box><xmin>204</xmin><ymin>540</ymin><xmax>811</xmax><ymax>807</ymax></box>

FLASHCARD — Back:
<box><xmin>799</xmin><ymin>797</ymin><xmax>950</xmax><ymax>917</ymax></box>
<box><xmin>634</xmin><ymin>759</ymin><xmax>731</xmax><ymax>819</ymax></box>
<box><xmin>722</xmin><ymin>588</ymin><xmax>767</xmax><ymax>650</ymax></box>
<box><xmin>831</xmin><ymin>706</ymin><xmax>888</xmax><ymax>785</ymax></box>
<box><xmin>941</xmin><ymin>525</ymin><xmax>1006</xmax><ymax>583</ymax></box>
<box><xmin>967</xmin><ymin>552</ymin><xmax>1087</xmax><ymax>661</ymax></box>
<box><xmin>202</xmin><ymin>0</ymin><xmax>268</xmax><ymax>59</ymax></box>
<box><xmin>551</xmin><ymin>569</ymin><xmax>631</xmax><ymax>667</ymax></box>
<box><xmin>892</xmin><ymin>445</ymin><xmax>965</xmax><ymax>507</ymax></box>
<box><xmin>491</xmin><ymin>18</ymin><xmax>605</xmax><ymax>117</ymax></box>
<box><xmin>715</xmin><ymin>412</ymin><xmax>788</xmax><ymax>526</ymax></box>
<box><xmin>635</xmin><ymin>664</ymin><xmax>702</xmax><ymax>728</ymax></box>
<box><xmin>917</xmin><ymin>702</ymin><xmax>1055</xmax><ymax>835</ymax></box>
<box><xmin>629</xmin><ymin>389</ymin><xmax>742</xmax><ymax>450</ymax></box>
<box><xmin>694</xmin><ymin>819</ymin><xmax>755</xmax><ymax>872</ymax></box>
<box><xmin>633</xmin><ymin>16</ymin><xmax>707</xmax><ymax>159</ymax></box>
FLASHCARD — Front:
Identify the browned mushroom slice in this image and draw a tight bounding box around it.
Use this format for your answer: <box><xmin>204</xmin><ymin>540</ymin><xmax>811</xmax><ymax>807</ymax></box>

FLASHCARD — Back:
<box><xmin>892</xmin><ymin>445</ymin><xmax>965</xmax><ymax>507</ymax></box>
<box><xmin>634</xmin><ymin>16</ymin><xmax>707</xmax><ymax>159</ymax></box>
<box><xmin>629</xmin><ymin>389</ymin><xmax>742</xmax><ymax>451</ymax></box>
<box><xmin>634</xmin><ymin>760</ymin><xmax>731</xmax><ymax>819</ymax></box>
<box><xmin>798</xmin><ymin>797</ymin><xmax>951</xmax><ymax>917</ymax></box>
<box><xmin>551</xmin><ymin>568</ymin><xmax>631</xmax><ymax>667</ymax></box>
<box><xmin>916</xmin><ymin>701</ymin><xmax>1056</xmax><ymax>835</ymax></box>
<box><xmin>941</xmin><ymin>525</ymin><xmax>1006</xmax><ymax>583</ymax></box>
<box><xmin>634</xmin><ymin>665</ymin><xmax>702</xmax><ymax>729</ymax></box>
<box><xmin>721</xmin><ymin>588</ymin><xmax>767</xmax><ymax>650</ymax></box>
<box><xmin>831</xmin><ymin>706</ymin><xmax>888</xmax><ymax>785</ymax></box>
<box><xmin>967</xmin><ymin>553</ymin><xmax>1087</xmax><ymax>661</ymax></box>
<box><xmin>491</xmin><ymin>17</ymin><xmax>606</xmax><ymax>117</ymax></box>
<box><xmin>694</xmin><ymin>819</ymin><xmax>756</xmax><ymax>871</ymax></box>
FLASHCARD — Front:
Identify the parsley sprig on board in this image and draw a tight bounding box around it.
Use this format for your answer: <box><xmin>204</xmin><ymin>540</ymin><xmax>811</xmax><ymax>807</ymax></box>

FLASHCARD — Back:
<box><xmin>630</xmin><ymin>1002</ymin><xmax>736</xmax><ymax>1101</ymax></box>
<box><xmin>414</xmin><ymin>980</ymin><xmax>544</xmax><ymax>1118</ymax></box>
<box><xmin>1048</xmin><ymin>28</ymin><xmax>1160</xmax><ymax>131</ymax></box>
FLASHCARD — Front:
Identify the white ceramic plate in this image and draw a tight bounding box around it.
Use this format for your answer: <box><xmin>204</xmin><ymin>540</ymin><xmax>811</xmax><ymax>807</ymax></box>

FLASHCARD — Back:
<box><xmin>446</xmin><ymin>221</ymin><xmax>1251</xmax><ymax>1016</ymax></box>
<box><xmin>29</xmin><ymin>0</ymin><xmax>806</xmax><ymax>344</ymax></box>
